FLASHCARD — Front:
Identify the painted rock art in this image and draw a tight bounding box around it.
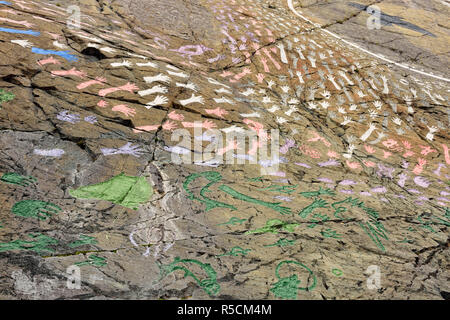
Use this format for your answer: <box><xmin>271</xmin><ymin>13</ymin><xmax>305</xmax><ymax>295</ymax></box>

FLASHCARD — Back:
<box><xmin>0</xmin><ymin>0</ymin><xmax>448</xmax><ymax>300</ymax></box>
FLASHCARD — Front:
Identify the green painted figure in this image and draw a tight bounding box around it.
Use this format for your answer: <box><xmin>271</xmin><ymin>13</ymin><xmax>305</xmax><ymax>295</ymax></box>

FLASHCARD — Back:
<box><xmin>75</xmin><ymin>255</ymin><xmax>107</xmax><ymax>267</ymax></box>
<box><xmin>157</xmin><ymin>257</ymin><xmax>220</xmax><ymax>296</ymax></box>
<box><xmin>259</xmin><ymin>184</ymin><xmax>298</xmax><ymax>194</ymax></box>
<box><xmin>298</xmin><ymin>199</ymin><xmax>329</xmax><ymax>219</ymax></box>
<box><xmin>270</xmin><ymin>260</ymin><xmax>316</xmax><ymax>299</ymax></box>
<box><xmin>246</xmin><ymin>219</ymin><xmax>299</xmax><ymax>235</ymax></box>
<box><xmin>0</xmin><ymin>233</ymin><xmax>58</xmax><ymax>254</ymax></box>
<box><xmin>68</xmin><ymin>235</ymin><xmax>98</xmax><ymax>248</ymax></box>
<box><xmin>0</xmin><ymin>89</ymin><xmax>14</xmax><ymax>107</ymax></box>
<box><xmin>1</xmin><ymin>172</ymin><xmax>36</xmax><ymax>187</ymax></box>
<box><xmin>299</xmin><ymin>187</ymin><xmax>335</xmax><ymax>198</ymax></box>
<box><xmin>264</xmin><ymin>238</ymin><xmax>296</xmax><ymax>248</ymax></box>
<box><xmin>217</xmin><ymin>246</ymin><xmax>251</xmax><ymax>257</ymax></box>
<box><xmin>69</xmin><ymin>173</ymin><xmax>153</xmax><ymax>210</ymax></box>
<box><xmin>217</xmin><ymin>217</ymin><xmax>247</xmax><ymax>226</ymax></box>
<box><xmin>11</xmin><ymin>200</ymin><xmax>61</xmax><ymax>220</ymax></box>
<box><xmin>307</xmin><ymin>213</ymin><xmax>330</xmax><ymax>228</ymax></box>
<box><xmin>321</xmin><ymin>228</ymin><xmax>342</xmax><ymax>239</ymax></box>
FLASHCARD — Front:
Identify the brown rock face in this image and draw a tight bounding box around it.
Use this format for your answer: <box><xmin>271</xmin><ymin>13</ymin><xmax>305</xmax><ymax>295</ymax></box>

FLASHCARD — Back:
<box><xmin>0</xmin><ymin>0</ymin><xmax>448</xmax><ymax>300</ymax></box>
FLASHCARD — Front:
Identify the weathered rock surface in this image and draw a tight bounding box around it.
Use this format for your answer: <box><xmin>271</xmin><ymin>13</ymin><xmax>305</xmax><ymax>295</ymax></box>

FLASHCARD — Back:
<box><xmin>0</xmin><ymin>0</ymin><xmax>448</xmax><ymax>300</ymax></box>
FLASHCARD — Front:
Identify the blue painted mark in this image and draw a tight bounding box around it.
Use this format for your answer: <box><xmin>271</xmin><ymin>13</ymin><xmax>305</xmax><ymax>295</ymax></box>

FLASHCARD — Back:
<box><xmin>31</xmin><ymin>47</ymin><xmax>79</xmax><ymax>62</ymax></box>
<box><xmin>0</xmin><ymin>27</ymin><xmax>40</xmax><ymax>36</ymax></box>
<box><xmin>0</xmin><ymin>1</ymin><xmax>12</xmax><ymax>5</ymax></box>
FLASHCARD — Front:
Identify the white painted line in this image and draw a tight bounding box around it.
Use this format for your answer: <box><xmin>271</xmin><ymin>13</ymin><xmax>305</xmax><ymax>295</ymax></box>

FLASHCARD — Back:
<box><xmin>286</xmin><ymin>0</ymin><xmax>450</xmax><ymax>82</ymax></box>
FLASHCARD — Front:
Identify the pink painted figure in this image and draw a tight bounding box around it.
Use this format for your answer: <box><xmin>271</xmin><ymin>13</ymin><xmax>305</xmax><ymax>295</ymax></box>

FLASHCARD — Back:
<box><xmin>243</xmin><ymin>119</ymin><xmax>270</xmax><ymax>140</ymax></box>
<box><xmin>243</xmin><ymin>51</ymin><xmax>251</xmax><ymax>64</ymax></box>
<box><xmin>403</xmin><ymin>150</ymin><xmax>415</xmax><ymax>158</ymax></box>
<box><xmin>327</xmin><ymin>150</ymin><xmax>339</xmax><ymax>158</ymax></box>
<box><xmin>262</xmin><ymin>48</ymin><xmax>281</xmax><ymax>70</ymax></box>
<box><xmin>133</xmin><ymin>125</ymin><xmax>160</xmax><ymax>133</ymax></box>
<box><xmin>77</xmin><ymin>77</ymin><xmax>107</xmax><ymax>90</ymax></box>
<box><xmin>260</xmin><ymin>57</ymin><xmax>270</xmax><ymax>73</ymax></box>
<box><xmin>443</xmin><ymin>144</ymin><xmax>450</xmax><ymax>165</ymax></box>
<box><xmin>0</xmin><ymin>9</ymin><xmax>18</xmax><ymax>15</ymax></box>
<box><xmin>0</xmin><ymin>17</ymin><xmax>35</xmax><ymax>28</ymax></box>
<box><xmin>162</xmin><ymin>120</ymin><xmax>177</xmax><ymax>131</ymax></box>
<box><xmin>419</xmin><ymin>145</ymin><xmax>436</xmax><ymax>156</ymax></box>
<box><xmin>51</xmin><ymin>68</ymin><xmax>87</xmax><ymax>79</ymax></box>
<box><xmin>251</xmin><ymin>42</ymin><xmax>261</xmax><ymax>51</ymax></box>
<box><xmin>363</xmin><ymin>160</ymin><xmax>376</xmax><ymax>167</ymax></box>
<box><xmin>308</xmin><ymin>131</ymin><xmax>331</xmax><ymax>147</ymax></box>
<box><xmin>97</xmin><ymin>100</ymin><xmax>108</xmax><ymax>108</ymax></box>
<box><xmin>168</xmin><ymin>111</ymin><xmax>184</xmax><ymax>121</ymax></box>
<box><xmin>383</xmin><ymin>151</ymin><xmax>392</xmax><ymax>159</ymax></box>
<box><xmin>233</xmin><ymin>68</ymin><xmax>251</xmax><ymax>81</ymax></box>
<box><xmin>205</xmin><ymin>107</ymin><xmax>228</xmax><ymax>118</ymax></box>
<box><xmin>112</xmin><ymin>104</ymin><xmax>136</xmax><ymax>117</ymax></box>
<box><xmin>182</xmin><ymin>120</ymin><xmax>216</xmax><ymax>130</ymax></box>
<box><xmin>401</xmin><ymin>140</ymin><xmax>414</xmax><ymax>157</ymax></box>
<box><xmin>299</xmin><ymin>145</ymin><xmax>321</xmax><ymax>159</ymax></box>
<box><xmin>346</xmin><ymin>160</ymin><xmax>361</xmax><ymax>170</ymax></box>
<box><xmin>256</xmin><ymin>73</ymin><xmax>265</xmax><ymax>83</ymax></box>
<box><xmin>364</xmin><ymin>145</ymin><xmax>376</xmax><ymax>154</ymax></box>
<box><xmin>248</xmin><ymin>139</ymin><xmax>264</xmax><ymax>156</ymax></box>
<box><xmin>220</xmin><ymin>71</ymin><xmax>234</xmax><ymax>77</ymax></box>
<box><xmin>99</xmin><ymin>82</ymin><xmax>139</xmax><ymax>97</ymax></box>
<box><xmin>124</xmin><ymin>39</ymin><xmax>138</xmax><ymax>46</ymax></box>
<box><xmin>413</xmin><ymin>158</ymin><xmax>427</xmax><ymax>175</ymax></box>
<box><xmin>217</xmin><ymin>140</ymin><xmax>240</xmax><ymax>155</ymax></box>
<box><xmin>33</xmin><ymin>15</ymin><xmax>52</xmax><ymax>22</ymax></box>
<box><xmin>143</xmin><ymin>51</ymin><xmax>172</xmax><ymax>62</ymax></box>
<box><xmin>37</xmin><ymin>56</ymin><xmax>61</xmax><ymax>66</ymax></box>
<box><xmin>382</xmin><ymin>139</ymin><xmax>399</xmax><ymax>150</ymax></box>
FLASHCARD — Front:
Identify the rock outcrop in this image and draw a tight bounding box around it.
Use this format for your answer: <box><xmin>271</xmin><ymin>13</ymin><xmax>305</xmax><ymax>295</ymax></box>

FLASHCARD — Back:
<box><xmin>0</xmin><ymin>0</ymin><xmax>448</xmax><ymax>299</ymax></box>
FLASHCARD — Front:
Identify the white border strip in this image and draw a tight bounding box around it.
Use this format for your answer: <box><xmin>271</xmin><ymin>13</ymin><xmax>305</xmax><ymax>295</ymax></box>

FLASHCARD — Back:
<box><xmin>286</xmin><ymin>0</ymin><xmax>450</xmax><ymax>83</ymax></box>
